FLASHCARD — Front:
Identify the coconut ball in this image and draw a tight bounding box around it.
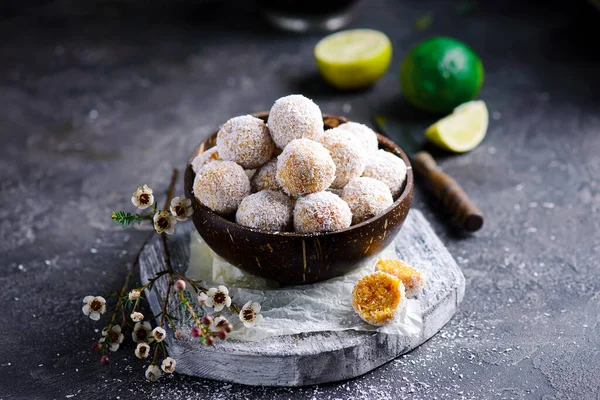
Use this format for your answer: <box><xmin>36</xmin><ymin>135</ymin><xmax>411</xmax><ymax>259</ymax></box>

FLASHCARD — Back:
<box><xmin>362</xmin><ymin>150</ymin><xmax>407</xmax><ymax>197</ymax></box>
<box><xmin>293</xmin><ymin>191</ymin><xmax>352</xmax><ymax>233</ymax></box>
<box><xmin>321</xmin><ymin>127</ymin><xmax>367</xmax><ymax>189</ymax></box>
<box><xmin>276</xmin><ymin>138</ymin><xmax>336</xmax><ymax>197</ymax></box>
<box><xmin>352</xmin><ymin>271</ymin><xmax>407</xmax><ymax>326</ymax></box>
<box><xmin>375</xmin><ymin>259</ymin><xmax>424</xmax><ymax>298</ymax></box>
<box><xmin>191</xmin><ymin>147</ymin><xmax>221</xmax><ymax>174</ymax></box>
<box><xmin>193</xmin><ymin>161</ymin><xmax>251</xmax><ymax>215</ymax></box>
<box><xmin>338</xmin><ymin>122</ymin><xmax>379</xmax><ymax>154</ymax></box>
<box><xmin>216</xmin><ymin>115</ymin><xmax>275</xmax><ymax>169</ymax></box>
<box><xmin>251</xmin><ymin>159</ymin><xmax>281</xmax><ymax>192</ymax></box>
<box><xmin>236</xmin><ymin>190</ymin><xmax>294</xmax><ymax>232</ymax></box>
<box><xmin>268</xmin><ymin>94</ymin><xmax>325</xmax><ymax>148</ymax></box>
<box><xmin>342</xmin><ymin>177</ymin><xmax>393</xmax><ymax>224</ymax></box>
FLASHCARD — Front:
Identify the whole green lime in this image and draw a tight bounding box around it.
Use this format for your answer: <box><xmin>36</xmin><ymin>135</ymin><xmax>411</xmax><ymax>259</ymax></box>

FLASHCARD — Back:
<box><xmin>400</xmin><ymin>37</ymin><xmax>484</xmax><ymax>114</ymax></box>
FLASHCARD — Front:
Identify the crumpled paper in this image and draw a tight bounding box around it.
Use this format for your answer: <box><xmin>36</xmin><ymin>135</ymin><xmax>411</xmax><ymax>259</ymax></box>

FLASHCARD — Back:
<box><xmin>187</xmin><ymin>232</ymin><xmax>423</xmax><ymax>341</ymax></box>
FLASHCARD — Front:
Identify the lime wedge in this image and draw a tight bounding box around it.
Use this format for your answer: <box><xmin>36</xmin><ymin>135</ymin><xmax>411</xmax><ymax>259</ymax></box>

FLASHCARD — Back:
<box><xmin>314</xmin><ymin>29</ymin><xmax>392</xmax><ymax>90</ymax></box>
<box><xmin>425</xmin><ymin>100</ymin><xmax>489</xmax><ymax>153</ymax></box>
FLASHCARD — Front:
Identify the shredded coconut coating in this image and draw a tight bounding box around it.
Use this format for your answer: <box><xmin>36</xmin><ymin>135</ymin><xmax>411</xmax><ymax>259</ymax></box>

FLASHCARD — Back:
<box><xmin>293</xmin><ymin>191</ymin><xmax>352</xmax><ymax>233</ymax></box>
<box><xmin>268</xmin><ymin>94</ymin><xmax>325</xmax><ymax>149</ymax></box>
<box><xmin>191</xmin><ymin>147</ymin><xmax>221</xmax><ymax>174</ymax></box>
<box><xmin>362</xmin><ymin>149</ymin><xmax>407</xmax><ymax>197</ymax></box>
<box><xmin>376</xmin><ymin>259</ymin><xmax>424</xmax><ymax>298</ymax></box>
<box><xmin>193</xmin><ymin>161</ymin><xmax>251</xmax><ymax>215</ymax></box>
<box><xmin>216</xmin><ymin>115</ymin><xmax>275</xmax><ymax>169</ymax></box>
<box><xmin>342</xmin><ymin>177</ymin><xmax>393</xmax><ymax>224</ymax></box>
<box><xmin>352</xmin><ymin>271</ymin><xmax>407</xmax><ymax>326</ymax></box>
<box><xmin>338</xmin><ymin>122</ymin><xmax>379</xmax><ymax>154</ymax></box>
<box><xmin>236</xmin><ymin>190</ymin><xmax>294</xmax><ymax>232</ymax></box>
<box><xmin>251</xmin><ymin>159</ymin><xmax>281</xmax><ymax>192</ymax></box>
<box><xmin>276</xmin><ymin>138</ymin><xmax>336</xmax><ymax>197</ymax></box>
<box><xmin>321</xmin><ymin>127</ymin><xmax>367</xmax><ymax>189</ymax></box>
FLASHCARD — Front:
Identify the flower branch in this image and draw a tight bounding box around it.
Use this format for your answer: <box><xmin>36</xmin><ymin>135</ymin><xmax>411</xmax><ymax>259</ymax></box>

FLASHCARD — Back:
<box><xmin>83</xmin><ymin>168</ymin><xmax>264</xmax><ymax>382</ymax></box>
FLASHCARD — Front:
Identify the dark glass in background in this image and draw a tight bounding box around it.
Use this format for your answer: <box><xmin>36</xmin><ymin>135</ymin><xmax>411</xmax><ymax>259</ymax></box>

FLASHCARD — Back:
<box><xmin>258</xmin><ymin>0</ymin><xmax>358</xmax><ymax>32</ymax></box>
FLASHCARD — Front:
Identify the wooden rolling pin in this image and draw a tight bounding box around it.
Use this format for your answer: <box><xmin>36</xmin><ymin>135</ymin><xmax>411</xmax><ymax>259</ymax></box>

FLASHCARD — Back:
<box><xmin>413</xmin><ymin>151</ymin><xmax>484</xmax><ymax>232</ymax></box>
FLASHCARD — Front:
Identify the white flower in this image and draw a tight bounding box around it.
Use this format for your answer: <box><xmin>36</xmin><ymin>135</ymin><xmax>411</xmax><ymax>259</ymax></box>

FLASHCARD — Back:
<box><xmin>153</xmin><ymin>211</ymin><xmax>177</xmax><ymax>235</ymax></box>
<box><xmin>145</xmin><ymin>364</ymin><xmax>161</xmax><ymax>382</ymax></box>
<box><xmin>101</xmin><ymin>325</ymin><xmax>124</xmax><ymax>351</ymax></box>
<box><xmin>82</xmin><ymin>296</ymin><xmax>106</xmax><ymax>321</ymax></box>
<box><xmin>211</xmin><ymin>316</ymin><xmax>229</xmax><ymax>331</ymax></box>
<box><xmin>197</xmin><ymin>292</ymin><xmax>208</xmax><ymax>305</ymax></box>
<box><xmin>132</xmin><ymin>321</ymin><xmax>152</xmax><ymax>343</ymax></box>
<box><xmin>205</xmin><ymin>285</ymin><xmax>231</xmax><ymax>312</ymax></box>
<box><xmin>128</xmin><ymin>289</ymin><xmax>141</xmax><ymax>301</ymax></box>
<box><xmin>161</xmin><ymin>357</ymin><xmax>176</xmax><ymax>373</ymax></box>
<box><xmin>170</xmin><ymin>197</ymin><xmax>194</xmax><ymax>221</ymax></box>
<box><xmin>135</xmin><ymin>342</ymin><xmax>150</xmax><ymax>359</ymax></box>
<box><xmin>239</xmin><ymin>301</ymin><xmax>264</xmax><ymax>328</ymax></box>
<box><xmin>130</xmin><ymin>312</ymin><xmax>144</xmax><ymax>322</ymax></box>
<box><xmin>131</xmin><ymin>184</ymin><xmax>154</xmax><ymax>210</ymax></box>
<box><xmin>151</xmin><ymin>326</ymin><xmax>166</xmax><ymax>342</ymax></box>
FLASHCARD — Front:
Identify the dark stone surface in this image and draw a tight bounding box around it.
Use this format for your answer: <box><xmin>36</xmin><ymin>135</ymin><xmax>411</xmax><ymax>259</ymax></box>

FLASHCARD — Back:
<box><xmin>0</xmin><ymin>0</ymin><xmax>598</xmax><ymax>399</ymax></box>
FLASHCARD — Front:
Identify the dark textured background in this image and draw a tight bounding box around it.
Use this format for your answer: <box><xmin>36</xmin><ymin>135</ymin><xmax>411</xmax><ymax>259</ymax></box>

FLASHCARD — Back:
<box><xmin>1</xmin><ymin>0</ymin><xmax>599</xmax><ymax>399</ymax></box>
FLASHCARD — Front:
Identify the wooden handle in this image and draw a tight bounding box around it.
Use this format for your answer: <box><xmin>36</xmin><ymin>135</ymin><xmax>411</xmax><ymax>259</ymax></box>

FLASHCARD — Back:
<box><xmin>413</xmin><ymin>151</ymin><xmax>484</xmax><ymax>232</ymax></box>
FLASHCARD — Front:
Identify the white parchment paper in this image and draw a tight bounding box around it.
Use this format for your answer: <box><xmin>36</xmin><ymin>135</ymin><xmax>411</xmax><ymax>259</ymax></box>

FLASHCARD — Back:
<box><xmin>187</xmin><ymin>232</ymin><xmax>423</xmax><ymax>341</ymax></box>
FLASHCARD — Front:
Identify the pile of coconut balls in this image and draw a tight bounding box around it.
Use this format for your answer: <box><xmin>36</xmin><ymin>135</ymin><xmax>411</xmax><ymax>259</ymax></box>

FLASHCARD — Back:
<box><xmin>191</xmin><ymin>94</ymin><xmax>407</xmax><ymax>234</ymax></box>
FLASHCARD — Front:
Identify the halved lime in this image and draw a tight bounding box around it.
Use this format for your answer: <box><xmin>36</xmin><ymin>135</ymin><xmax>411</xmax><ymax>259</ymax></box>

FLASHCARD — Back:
<box><xmin>314</xmin><ymin>29</ymin><xmax>392</xmax><ymax>90</ymax></box>
<box><xmin>425</xmin><ymin>100</ymin><xmax>489</xmax><ymax>153</ymax></box>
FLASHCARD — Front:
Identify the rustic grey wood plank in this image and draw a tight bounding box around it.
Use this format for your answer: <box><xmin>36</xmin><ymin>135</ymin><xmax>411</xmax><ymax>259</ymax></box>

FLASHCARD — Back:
<box><xmin>140</xmin><ymin>209</ymin><xmax>465</xmax><ymax>386</ymax></box>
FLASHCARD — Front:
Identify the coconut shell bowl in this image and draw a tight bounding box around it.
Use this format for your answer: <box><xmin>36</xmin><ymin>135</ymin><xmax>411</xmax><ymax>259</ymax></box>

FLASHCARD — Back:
<box><xmin>184</xmin><ymin>112</ymin><xmax>414</xmax><ymax>285</ymax></box>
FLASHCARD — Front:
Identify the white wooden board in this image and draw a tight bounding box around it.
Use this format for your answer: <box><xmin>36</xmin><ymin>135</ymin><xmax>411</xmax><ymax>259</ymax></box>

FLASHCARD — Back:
<box><xmin>139</xmin><ymin>210</ymin><xmax>465</xmax><ymax>387</ymax></box>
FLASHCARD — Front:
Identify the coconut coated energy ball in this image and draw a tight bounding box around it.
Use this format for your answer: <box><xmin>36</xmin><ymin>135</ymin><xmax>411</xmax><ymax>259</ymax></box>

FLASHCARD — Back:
<box><xmin>293</xmin><ymin>191</ymin><xmax>352</xmax><ymax>233</ymax></box>
<box><xmin>191</xmin><ymin>147</ymin><xmax>221</xmax><ymax>174</ymax></box>
<box><xmin>267</xmin><ymin>94</ymin><xmax>325</xmax><ymax>148</ymax></box>
<box><xmin>352</xmin><ymin>271</ymin><xmax>407</xmax><ymax>326</ymax></box>
<box><xmin>321</xmin><ymin>126</ymin><xmax>367</xmax><ymax>189</ymax></box>
<box><xmin>276</xmin><ymin>138</ymin><xmax>336</xmax><ymax>197</ymax></box>
<box><xmin>236</xmin><ymin>190</ymin><xmax>294</xmax><ymax>232</ymax></box>
<box><xmin>338</xmin><ymin>122</ymin><xmax>379</xmax><ymax>154</ymax></box>
<box><xmin>362</xmin><ymin>150</ymin><xmax>407</xmax><ymax>197</ymax></box>
<box><xmin>216</xmin><ymin>115</ymin><xmax>275</xmax><ymax>169</ymax></box>
<box><xmin>251</xmin><ymin>159</ymin><xmax>281</xmax><ymax>192</ymax></box>
<box><xmin>342</xmin><ymin>177</ymin><xmax>393</xmax><ymax>224</ymax></box>
<box><xmin>375</xmin><ymin>258</ymin><xmax>424</xmax><ymax>298</ymax></box>
<box><xmin>193</xmin><ymin>161</ymin><xmax>251</xmax><ymax>215</ymax></box>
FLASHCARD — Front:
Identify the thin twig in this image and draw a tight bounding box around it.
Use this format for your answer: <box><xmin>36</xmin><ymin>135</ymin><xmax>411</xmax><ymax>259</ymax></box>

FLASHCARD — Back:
<box><xmin>157</xmin><ymin>169</ymin><xmax>178</xmax><ymax>327</ymax></box>
<box><xmin>106</xmin><ymin>169</ymin><xmax>179</xmax><ymax>333</ymax></box>
<box><xmin>106</xmin><ymin>232</ymin><xmax>151</xmax><ymax>329</ymax></box>
<box><xmin>179</xmin><ymin>291</ymin><xmax>202</xmax><ymax>327</ymax></box>
<box><xmin>172</xmin><ymin>270</ymin><xmax>207</xmax><ymax>291</ymax></box>
<box><xmin>160</xmin><ymin>276</ymin><xmax>173</xmax><ymax>327</ymax></box>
